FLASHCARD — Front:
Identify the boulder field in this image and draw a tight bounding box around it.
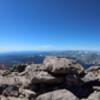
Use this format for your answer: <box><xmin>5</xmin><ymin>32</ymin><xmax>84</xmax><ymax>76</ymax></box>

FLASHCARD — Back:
<box><xmin>0</xmin><ymin>56</ymin><xmax>100</xmax><ymax>100</ymax></box>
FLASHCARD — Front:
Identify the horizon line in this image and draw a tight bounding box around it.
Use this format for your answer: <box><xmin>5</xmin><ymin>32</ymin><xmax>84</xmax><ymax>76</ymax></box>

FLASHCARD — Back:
<box><xmin>0</xmin><ymin>49</ymin><xmax>100</xmax><ymax>53</ymax></box>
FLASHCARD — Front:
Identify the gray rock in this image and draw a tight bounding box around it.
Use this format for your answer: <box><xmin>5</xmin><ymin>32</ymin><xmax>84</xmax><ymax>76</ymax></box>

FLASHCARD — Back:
<box><xmin>0</xmin><ymin>70</ymin><xmax>11</xmax><ymax>76</ymax></box>
<box><xmin>0</xmin><ymin>96</ymin><xmax>29</xmax><ymax>100</ymax></box>
<box><xmin>25</xmin><ymin>71</ymin><xmax>61</xmax><ymax>84</ymax></box>
<box><xmin>87</xmin><ymin>91</ymin><xmax>100</xmax><ymax>100</ymax></box>
<box><xmin>86</xmin><ymin>66</ymin><xmax>100</xmax><ymax>72</ymax></box>
<box><xmin>19</xmin><ymin>89</ymin><xmax>36</xmax><ymax>100</ymax></box>
<box><xmin>0</xmin><ymin>76</ymin><xmax>21</xmax><ymax>87</ymax></box>
<box><xmin>21</xmin><ymin>64</ymin><xmax>63</xmax><ymax>84</ymax></box>
<box><xmin>82</xmin><ymin>66</ymin><xmax>100</xmax><ymax>82</ymax></box>
<box><xmin>25</xmin><ymin>64</ymin><xmax>46</xmax><ymax>72</ymax></box>
<box><xmin>43</xmin><ymin>56</ymin><xmax>84</xmax><ymax>74</ymax></box>
<box><xmin>93</xmin><ymin>86</ymin><xmax>100</xmax><ymax>91</ymax></box>
<box><xmin>36</xmin><ymin>89</ymin><xmax>79</xmax><ymax>100</ymax></box>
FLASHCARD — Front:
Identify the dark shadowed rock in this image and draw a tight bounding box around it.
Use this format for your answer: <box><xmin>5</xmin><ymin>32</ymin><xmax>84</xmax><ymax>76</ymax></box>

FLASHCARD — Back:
<box><xmin>64</xmin><ymin>73</ymin><xmax>94</xmax><ymax>98</ymax></box>
<box><xmin>65</xmin><ymin>74</ymin><xmax>82</xmax><ymax>86</ymax></box>
<box><xmin>3</xmin><ymin>85</ymin><xmax>19</xmax><ymax>97</ymax></box>
<box><xmin>12</xmin><ymin>64</ymin><xmax>28</xmax><ymax>73</ymax></box>
<box><xmin>0</xmin><ymin>84</ymin><xmax>8</xmax><ymax>95</ymax></box>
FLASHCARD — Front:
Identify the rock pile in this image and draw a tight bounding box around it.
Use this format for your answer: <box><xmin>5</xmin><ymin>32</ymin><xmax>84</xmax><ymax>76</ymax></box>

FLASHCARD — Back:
<box><xmin>0</xmin><ymin>56</ymin><xmax>100</xmax><ymax>100</ymax></box>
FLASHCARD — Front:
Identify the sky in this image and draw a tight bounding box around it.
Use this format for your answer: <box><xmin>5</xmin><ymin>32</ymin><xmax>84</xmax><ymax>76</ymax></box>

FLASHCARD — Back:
<box><xmin>0</xmin><ymin>0</ymin><xmax>100</xmax><ymax>52</ymax></box>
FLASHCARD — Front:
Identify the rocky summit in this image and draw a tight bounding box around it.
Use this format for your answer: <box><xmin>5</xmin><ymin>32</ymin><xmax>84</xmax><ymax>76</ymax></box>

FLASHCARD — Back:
<box><xmin>0</xmin><ymin>56</ymin><xmax>100</xmax><ymax>100</ymax></box>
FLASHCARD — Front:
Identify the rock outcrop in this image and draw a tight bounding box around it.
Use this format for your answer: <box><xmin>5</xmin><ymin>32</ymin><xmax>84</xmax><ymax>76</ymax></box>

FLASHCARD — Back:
<box><xmin>43</xmin><ymin>56</ymin><xmax>84</xmax><ymax>74</ymax></box>
<box><xmin>0</xmin><ymin>56</ymin><xmax>99</xmax><ymax>100</ymax></box>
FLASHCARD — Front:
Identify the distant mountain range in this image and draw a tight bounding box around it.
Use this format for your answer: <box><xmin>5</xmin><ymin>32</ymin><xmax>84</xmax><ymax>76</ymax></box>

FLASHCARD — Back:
<box><xmin>0</xmin><ymin>50</ymin><xmax>100</xmax><ymax>68</ymax></box>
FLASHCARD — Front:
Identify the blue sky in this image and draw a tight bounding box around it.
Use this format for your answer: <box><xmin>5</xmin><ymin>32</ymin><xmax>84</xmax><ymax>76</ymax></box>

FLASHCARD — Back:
<box><xmin>0</xmin><ymin>0</ymin><xmax>100</xmax><ymax>52</ymax></box>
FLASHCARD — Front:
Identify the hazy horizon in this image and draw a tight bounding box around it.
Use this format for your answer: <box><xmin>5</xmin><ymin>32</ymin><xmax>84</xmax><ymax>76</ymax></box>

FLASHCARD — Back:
<box><xmin>1</xmin><ymin>49</ymin><xmax>100</xmax><ymax>54</ymax></box>
<box><xmin>0</xmin><ymin>0</ymin><xmax>99</xmax><ymax>52</ymax></box>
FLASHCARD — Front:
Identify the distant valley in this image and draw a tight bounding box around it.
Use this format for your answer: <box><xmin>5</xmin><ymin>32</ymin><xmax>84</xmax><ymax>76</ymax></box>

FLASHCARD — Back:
<box><xmin>0</xmin><ymin>50</ymin><xmax>100</xmax><ymax>68</ymax></box>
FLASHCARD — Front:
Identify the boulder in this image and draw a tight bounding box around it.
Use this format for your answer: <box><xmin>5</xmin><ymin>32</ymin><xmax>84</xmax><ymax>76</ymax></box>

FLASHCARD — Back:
<box><xmin>0</xmin><ymin>69</ymin><xmax>11</xmax><ymax>76</ymax></box>
<box><xmin>25</xmin><ymin>71</ymin><xmax>62</xmax><ymax>84</ymax></box>
<box><xmin>0</xmin><ymin>96</ymin><xmax>28</xmax><ymax>100</ymax></box>
<box><xmin>21</xmin><ymin>64</ymin><xmax>63</xmax><ymax>84</ymax></box>
<box><xmin>27</xmin><ymin>64</ymin><xmax>46</xmax><ymax>71</ymax></box>
<box><xmin>19</xmin><ymin>89</ymin><xmax>36</xmax><ymax>100</ymax></box>
<box><xmin>0</xmin><ymin>76</ymin><xmax>22</xmax><ymax>86</ymax></box>
<box><xmin>43</xmin><ymin>56</ymin><xmax>84</xmax><ymax>74</ymax></box>
<box><xmin>0</xmin><ymin>96</ymin><xmax>8</xmax><ymax>100</ymax></box>
<box><xmin>22</xmin><ymin>64</ymin><xmax>46</xmax><ymax>74</ymax></box>
<box><xmin>3</xmin><ymin>85</ymin><xmax>19</xmax><ymax>97</ymax></box>
<box><xmin>86</xmin><ymin>66</ymin><xmax>100</xmax><ymax>72</ymax></box>
<box><xmin>93</xmin><ymin>86</ymin><xmax>100</xmax><ymax>91</ymax></box>
<box><xmin>19</xmin><ymin>64</ymin><xmax>46</xmax><ymax>76</ymax></box>
<box><xmin>82</xmin><ymin>66</ymin><xmax>100</xmax><ymax>82</ymax></box>
<box><xmin>7</xmin><ymin>97</ymin><xmax>28</xmax><ymax>100</ymax></box>
<box><xmin>16</xmin><ymin>76</ymin><xmax>31</xmax><ymax>88</ymax></box>
<box><xmin>87</xmin><ymin>91</ymin><xmax>100</xmax><ymax>100</ymax></box>
<box><xmin>0</xmin><ymin>73</ymin><xmax>33</xmax><ymax>89</ymax></box>
<box><xmin>0</xmin><ymin>76</ymin><xmax>24</xmax><ymax>95</ymax></box>
<box><xmin>80</xmin><ymin>67</ymin><xmax>100</xmax><ymax>98</ymax></box>
<box><xmin>36</xmin><ymin>89</ymin><xmax>79</xmax><ymax>100</ymax></box>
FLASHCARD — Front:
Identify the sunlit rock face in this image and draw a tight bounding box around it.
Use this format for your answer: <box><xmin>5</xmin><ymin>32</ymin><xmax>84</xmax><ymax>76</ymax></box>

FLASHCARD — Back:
<box><xmin>43</xmin><ymin>56</ymin><xmax>84</xmax><ymax>74</ymax></box>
